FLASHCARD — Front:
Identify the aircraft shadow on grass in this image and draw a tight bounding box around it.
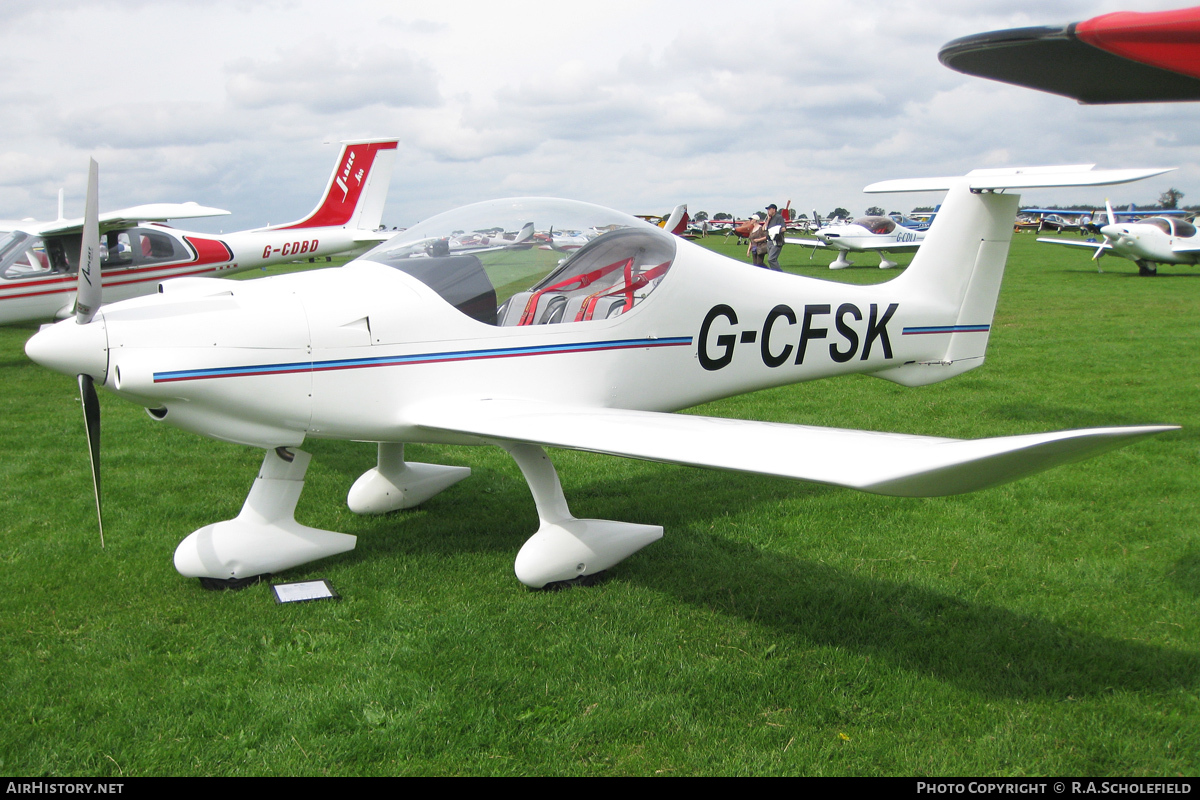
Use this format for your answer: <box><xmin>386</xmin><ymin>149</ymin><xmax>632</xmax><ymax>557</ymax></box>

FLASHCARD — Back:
<box><xmin>983</xmin><ymin>402</ymin><xmax>1190</xmax><ymax>437</ymax></box>
<box><xmin>304</xmin><ymin>440</ymin><xmax>1197</xmax><ymax>702</ymax></box>
<box><xmin>1057</xmin><ymin>268</ymin><xmax>1200</xmax><ymax>279</ymax></box>
<box><xmin>641</xmin><ymin>529</ymin><xmax>1199</xmax><ymax>702</ymax></box>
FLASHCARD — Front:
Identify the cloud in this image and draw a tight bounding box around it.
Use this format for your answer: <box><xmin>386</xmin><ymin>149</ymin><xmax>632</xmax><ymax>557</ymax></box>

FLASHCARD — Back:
<box><xmin>51</xmin><ymin>103</ymin><xmax>241</xmax><ymax>150</ymax></box>
<box><xmin>226</xmin><ymin>42</ymin><xmax>442</xmax><ymax>113</ymax></box>
<box><xmin>0</xmin><ymin>0</ymin><xmax>1196</xmax><ymax>227</ymax></box>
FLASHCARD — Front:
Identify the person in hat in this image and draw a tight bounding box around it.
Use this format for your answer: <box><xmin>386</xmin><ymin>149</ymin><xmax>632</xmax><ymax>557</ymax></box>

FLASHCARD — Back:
<box><xmin>764</xmin><ymin>203</ymin><xmax>785</xmax><ymax>271</ymax></box>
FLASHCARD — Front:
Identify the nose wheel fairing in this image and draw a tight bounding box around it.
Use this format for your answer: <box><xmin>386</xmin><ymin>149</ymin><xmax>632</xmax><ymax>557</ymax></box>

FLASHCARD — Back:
<box><xmin>173</xmin><ymin>448</ymin><xmax>356</xmax><ymax>582</ymax></box>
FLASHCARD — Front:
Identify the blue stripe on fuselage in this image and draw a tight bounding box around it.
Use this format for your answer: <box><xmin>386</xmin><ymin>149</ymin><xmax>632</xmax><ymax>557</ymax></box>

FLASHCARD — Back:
<box><xmin>153</xmin><ymin>336</ymin><xmax>694</xmax><ymax>383</ymax></box>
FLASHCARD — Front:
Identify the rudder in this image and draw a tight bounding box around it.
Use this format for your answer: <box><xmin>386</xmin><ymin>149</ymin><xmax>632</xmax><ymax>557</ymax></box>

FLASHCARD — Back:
<box><xmin>864</xmin><ymin>165</ymin><xmax>1170</xmax><ymax>386</ymax></box>
<box><xmin>274</xmin><ymin>138</ymin><xmax>398</xmax><ymax>231</ymax></box>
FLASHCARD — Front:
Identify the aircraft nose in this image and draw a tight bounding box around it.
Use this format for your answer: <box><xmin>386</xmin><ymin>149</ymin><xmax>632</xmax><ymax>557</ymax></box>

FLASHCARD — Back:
<box><xmin>25</xmin><ymin>315</ymin><xmax>109</xmax><ymax>382</ymax></box>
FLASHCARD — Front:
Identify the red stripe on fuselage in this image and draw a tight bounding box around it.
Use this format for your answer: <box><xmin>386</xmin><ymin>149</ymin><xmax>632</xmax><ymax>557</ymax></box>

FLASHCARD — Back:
<box><xmin>183</xmin><ymin>236</ymin><xmax>235</xmax><ymax>265</ymax></box>
<box><xmin>0</xmin><ymin>265</ymin><xmax>229</xmax><ymax>302</ymax></box>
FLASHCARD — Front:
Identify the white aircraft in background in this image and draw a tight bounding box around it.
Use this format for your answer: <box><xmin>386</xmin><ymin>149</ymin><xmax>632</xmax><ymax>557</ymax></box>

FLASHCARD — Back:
<box><xmin>537</xmin><ymin>228</ymin><xmax>592</xmax><ymax>251</ymax></box>
<box><xmin>1038</xmin><ymin>198</ymin><xmax>1200</xmax><ymax>275</ymax></box>
<box><xmin>0</xmin><ymin>138</ymin><xmax>398</xmax><ymax>325</ymax></box>
<box><xmin>788</xmin><ymin>213</ymin><xmax>927</xmax><ymax>269</ymax></box>
<box><xmin>26</xmin><ymin>163</ymin><xmax>1175</xmax><ymax>591</ymax></box>
<box><xmin>385</xmin><ymin>221</ymin><xmax>537</xmax><ymax>259</ymax></box>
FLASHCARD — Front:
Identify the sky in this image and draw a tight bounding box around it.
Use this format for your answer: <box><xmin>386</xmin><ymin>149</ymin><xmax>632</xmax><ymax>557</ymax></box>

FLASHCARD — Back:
<box><xmin>0</xmin><ymin>0</ymin><xmax>1195</xmax><ymax>232</ymax></box>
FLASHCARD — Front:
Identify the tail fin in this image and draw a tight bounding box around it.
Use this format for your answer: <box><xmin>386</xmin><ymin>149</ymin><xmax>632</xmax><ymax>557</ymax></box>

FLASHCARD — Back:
<box><xmin>663</xmin><ymin>204</ymin><xmax>688</xmax><ymax>235</ymax></box>
<box><xmin>866</xmin><ymin>165</ymin><xmax>1170</xmax><ymax>386</ymax></box>
<box><xmin>273</xmin><ymin>138</ymin><xmax>398</xmax><ymax>231</ymax></box>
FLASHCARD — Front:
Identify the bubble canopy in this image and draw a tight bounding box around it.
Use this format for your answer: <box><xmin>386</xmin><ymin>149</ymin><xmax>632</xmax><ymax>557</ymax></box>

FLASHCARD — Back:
<box><xmin>364</xmin><ymin>198</ymin><xmax>678</xmax><ymax>327</ymax></box>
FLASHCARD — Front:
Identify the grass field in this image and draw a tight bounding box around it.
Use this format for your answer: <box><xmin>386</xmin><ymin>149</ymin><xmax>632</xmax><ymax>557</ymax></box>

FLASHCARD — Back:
<box><xmin>0</xmin><ymin>236</ymin><xmax>1196</xmax><ymax>776</ymax></box>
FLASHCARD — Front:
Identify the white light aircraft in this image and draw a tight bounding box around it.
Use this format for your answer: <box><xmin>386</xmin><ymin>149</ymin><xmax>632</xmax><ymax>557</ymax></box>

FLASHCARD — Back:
<box><xmin>26</xmin><ymin>163</ymin><xmax>1177</xmax><ymax>591</ymax></box>
<box><xmin>787</xmin><ymin>214</ymin><xmax>927</xmax><ymax>269</ymax></box>
<box><xmin>0</xmin><ymin>138</ymin><xmax>398</xmax><ymax>325</ymax></box>
<box><xmin>1038</xmin><ymin>198</ymin><xmax>1200</xmax><ymax>275</ymax></box>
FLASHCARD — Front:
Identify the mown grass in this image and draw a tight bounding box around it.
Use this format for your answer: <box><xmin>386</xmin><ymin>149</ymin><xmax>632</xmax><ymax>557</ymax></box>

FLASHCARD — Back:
<box><xmin>0</xmin><ymin>236</ymin><xmax>1196</xmax><ymax>776</ymax></box>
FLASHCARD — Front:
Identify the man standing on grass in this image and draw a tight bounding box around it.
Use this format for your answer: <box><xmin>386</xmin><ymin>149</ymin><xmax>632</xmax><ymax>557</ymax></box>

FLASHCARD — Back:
<box><xmin>765</xmin><ymin>203</ymin><xmax>785</xmax><ymax>271</ymax></box>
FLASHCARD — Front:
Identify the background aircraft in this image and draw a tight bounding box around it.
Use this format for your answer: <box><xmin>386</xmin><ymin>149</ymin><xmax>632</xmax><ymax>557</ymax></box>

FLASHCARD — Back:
<box><xmin>0</xmin><ymin>138</ymin><xmax>398</xmax><ymax>326</ymax></box>
<box><xmin>787</xmin><ymin>214</ymin><xmax>926</xmax><ymax>269</ymax></box>
<box><xmin>1019</xmin><ymin>209</ymin><xmax>1092</xmax><ymax>233</ymax></box>
<box><xmin>1081</xmin><ymin>203</ymin><xmax>1191</xmax><ymax>233</ymax></box>
<box><xmin>711</xmin><ymin>204</ymin><xmax>794</xmax><ymax>241</ymax></box>
<box><xmin>25</xmin><ymin>163</ymin><xmax>1173</xmax><ymax>590</ymax></box>
<box><xmin>635</xmin><ymin>204</ymin><xmax>690</xmax><ymax>236</ymax></box>
<box><xmin>1019</xmin><ymin>205</ymin><xmax>1190</xmax><ymax>235</ymax></box>
<box><xmin>1039</xmin><ymin>198</ymin><xmax>1199</xmax><ymax>275</ymax></box>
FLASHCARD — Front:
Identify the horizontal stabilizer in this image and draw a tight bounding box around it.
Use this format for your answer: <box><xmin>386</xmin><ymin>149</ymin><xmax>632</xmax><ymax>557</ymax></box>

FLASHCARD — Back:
<box><xmin>353</xmin><ymin>230</ymin><xmax>396</xmax><ymax>245</ymax></box>
<box><xmin>865</xmin><ymin>165</ymin><xmax>1173</xmax><ymax>194</ymax></box>
<box><xmin>411</xmin><ymin>399</ymin><xmax>1176</xmax><ymax>498</ymax></box>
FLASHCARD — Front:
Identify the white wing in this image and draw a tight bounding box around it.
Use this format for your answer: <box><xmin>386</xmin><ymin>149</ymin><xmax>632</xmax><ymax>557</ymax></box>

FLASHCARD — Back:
<box><xmin>1036</xmin><ymin>237</ymin><xmax>1124</xmax><ymax>262</ymax></box>
<box><xmin>410</xmin><ymin>399</ymin><xmax>1174</xmax><ymax>498</ymax></box>
<box><xmin>38</xmin><ymin>202</ymin><xmax>231</xmax><ymax>236</ymax></box>
<box><xmin>867</xmin><ymin>166</ymin><xmax>1174</xmax><ymax>193</ymax></box>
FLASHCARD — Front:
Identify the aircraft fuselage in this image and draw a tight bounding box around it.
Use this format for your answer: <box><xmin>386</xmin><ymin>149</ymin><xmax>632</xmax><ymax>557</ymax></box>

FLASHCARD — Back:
<box><xmin>0</xmin><ymin>224</ymin><xmax>373</xmax><ymax>325</ymax></box>
<box><xmin>84</xmin><ymin>244</ymin><xmax>969</xmax><ymax>451</ymax></box>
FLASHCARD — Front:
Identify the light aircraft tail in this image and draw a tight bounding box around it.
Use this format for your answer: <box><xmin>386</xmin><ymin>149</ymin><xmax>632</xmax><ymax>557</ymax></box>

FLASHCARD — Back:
<box><xmin>663</xmin><ymin>204</ymin><xmax>689</xmax><ymax>235</ymax></box>
<box><xmin>271</xmin><ymin>138</ymin><xmax>398</xmax><ymax>232</ymax></box>
<box><xmin>865</xmin><ymin>165</ymin><xmax>1171</xmax><ymax>386</ymax></box>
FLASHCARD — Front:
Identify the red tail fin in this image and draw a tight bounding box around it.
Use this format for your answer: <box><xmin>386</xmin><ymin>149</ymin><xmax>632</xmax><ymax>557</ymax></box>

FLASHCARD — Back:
<box><xmin>276</xmin><ymin>139</ymin><xmax>398</xmax><ymax>230</ymax></box>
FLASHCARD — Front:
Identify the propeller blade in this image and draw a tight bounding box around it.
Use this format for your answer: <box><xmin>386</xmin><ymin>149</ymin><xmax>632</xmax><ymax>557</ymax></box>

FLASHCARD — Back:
<box><xmin>75</xmin><ymin>159</ymin><xmax>101</xmax><ymax>325</ymax></box>
<box><xmin>1105</xmin><ymin>197</ymin><xmax>1116</xmax><ymax>227</ymax></box>
<box><xmin>78</xmin><ymin>373</ymin><xmax>104</xmax><ymax>548</ymax></box>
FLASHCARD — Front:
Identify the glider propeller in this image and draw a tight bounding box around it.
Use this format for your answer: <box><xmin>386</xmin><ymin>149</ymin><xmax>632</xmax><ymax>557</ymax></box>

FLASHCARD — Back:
<box><xmin>76</xmin><ymin>159</ymin><xmax>104</xmax><ymax>546</ymax></box>
<box><xmin>1087</xmin><ymin>198</ymin><xmax>1118</xmax><ymax>269</ymax></box>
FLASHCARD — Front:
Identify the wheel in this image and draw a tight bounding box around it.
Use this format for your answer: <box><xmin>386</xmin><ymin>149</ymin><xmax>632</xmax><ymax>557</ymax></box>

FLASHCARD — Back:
<box><xmin>198</xmin><ymin>574</ymin><xmax>270</xmax><ymax>591</ymax></box>
<box><xmin>535</xmin><ymin>570</ymin><xmax>609</xmax><ymax>591</ymax></box>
